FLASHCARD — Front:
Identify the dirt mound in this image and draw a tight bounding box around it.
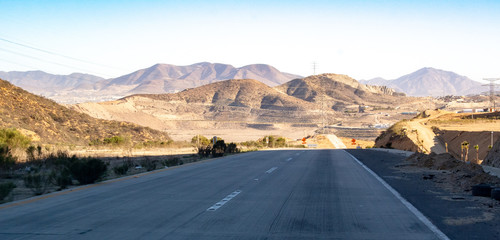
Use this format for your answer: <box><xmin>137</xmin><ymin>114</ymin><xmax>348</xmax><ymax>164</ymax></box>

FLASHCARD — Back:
<box><xmin>374</xmin><ymin>122</ymin><xmax>419</xmax><ymax>151</ymax></box>
<box><xmin>407</xmin><ymin>152</ymin><xmax>461</xmax><ymax>170</ymax></box>
<box><xmin>407</xmin><ymin>152</ymin><xmax>500</xmax><ymax>192</ymax></box>
<box><xmin>484</xmin><ymin>139</ymin><xmax>500</xmax><ymax>168</ymax></box>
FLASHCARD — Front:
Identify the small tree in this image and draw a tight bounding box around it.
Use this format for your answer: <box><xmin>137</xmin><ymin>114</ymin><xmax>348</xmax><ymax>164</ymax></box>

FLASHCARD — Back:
<box><xmin>212</xmin><ymin>140</ymin><xmax>226</xmax><ymax>157</ymax></box>
<box><xmin>191</xmin><ymin>135</ymin><xmax>210</xmax><ymax>146</ymax></box>
<box><xmin>70</xmin><ymin>158</ymin><xmax>107</xmax><ymax>185</ymax></box>
<box><xmin>0</xmin><ymin>182</ymin><xmax>16</xmax><ymax>201</ymax></box>
<box><xmin>226</xmin><ymin>143</ymin><xmax>239</xmax><ymax>154</ymax></box>
<box><xmin>474</xmin><ymin>145</ymin><xmax>479</xmax><ymax>163</ymax></box>
<box><xmin>461</xmin><ymin>141</ymin><xmax>470</xmax><ymax>162</ymax></box>
<box><xmin>0</xmin><ymin>145</ymin><xmax>16</xmax><ymax>177</ymax></box>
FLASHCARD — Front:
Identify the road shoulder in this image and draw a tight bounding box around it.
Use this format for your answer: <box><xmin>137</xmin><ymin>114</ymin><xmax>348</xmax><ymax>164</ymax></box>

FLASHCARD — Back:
<box><xmin>346</xmin><ymin>149</ymin><xmax>500</xmax><ymax>240</ymax></box>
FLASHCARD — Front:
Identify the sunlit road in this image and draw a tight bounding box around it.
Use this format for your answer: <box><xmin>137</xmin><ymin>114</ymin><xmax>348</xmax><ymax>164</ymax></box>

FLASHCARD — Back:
<box><xmin>0</xmin><ymin>150</ymin><xmax>444</xmax><ymax>239</ymax></box>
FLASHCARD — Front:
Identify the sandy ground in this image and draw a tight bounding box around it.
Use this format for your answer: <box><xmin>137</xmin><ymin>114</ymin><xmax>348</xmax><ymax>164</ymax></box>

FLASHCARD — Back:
<box><xmin>167</xmin><ymin>126</ymin><xmax>319</xmax><ymax>142</ymax></box>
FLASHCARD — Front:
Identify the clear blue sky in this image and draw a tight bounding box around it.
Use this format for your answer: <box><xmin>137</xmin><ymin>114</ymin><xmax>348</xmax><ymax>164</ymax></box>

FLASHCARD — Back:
<box><xmin>1</xmin><ymin>0</ymin><xmax>499</xmax><ymax>81</ymax></box>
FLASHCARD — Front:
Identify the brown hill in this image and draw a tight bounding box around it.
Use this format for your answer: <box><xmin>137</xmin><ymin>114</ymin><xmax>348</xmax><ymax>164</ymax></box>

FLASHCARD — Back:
<box><xmin>72</xmin><ymin>79</ymin><xmax>333</xmax><ymax>132</ymax></box>
<box><xmin>276</xmin><ymin>74</ymin><xmax>412</xmax><ymax>111</ymax></box>
<box><xmin>0</xmin><ymin>79</ymin><xmax>170</xmax><ymax>145</ymax></box>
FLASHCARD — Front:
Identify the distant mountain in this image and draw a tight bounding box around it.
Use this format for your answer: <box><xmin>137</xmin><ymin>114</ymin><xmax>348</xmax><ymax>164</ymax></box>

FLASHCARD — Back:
<box><xmin>276</xmin><ymin>73</ymin><xmax>411</xmax><ymax>111</ymax></box>
<box><xmin>362</xmin><ymin>68</ymin><xmax>488</xmax><ymax>97</ymax></box>
<box><xmin>0</xmin><ymin>78</ymin><xmax>170</xmax><ymax>145</ymax></box>
<box><xmin>359</xmin><ymin>77</ymin><xmax>391</xmax><ymax>86</ymax></box>
<box><xmin>104</xmin><ymin>62</ymin><xmax>301</xmax><ymax>94</ymax></box>
<box><xmin>0</xmin><ymin>70</ymin><xmax>104</xmax><ymax>95</ymax></box>
<box><xmin>0</xmin><ymin>63</ymin><xmax>301</xmax><ymax>104</ymax></box>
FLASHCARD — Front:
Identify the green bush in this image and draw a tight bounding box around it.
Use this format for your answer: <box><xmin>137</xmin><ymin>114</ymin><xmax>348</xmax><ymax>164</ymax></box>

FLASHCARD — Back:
<box><xmin>103</xmin><ymin>136</ymin><xmax>125</xmax><ymax>145</ymax></box>
<box><xmin>89</xmin><ymin>135</ymin><xmax>130</xmax><ymax>147</ymax></box>
<box><xmin>191</xmin><ymin>135</ymin><xmax>210</xmax><ymax>146</ymax></box>
<box><xmin>113</xmin><ymin>163</ymin><xmax>129</xmax><ymax>175</ymax></box>
<box><xmin>239</xmin><ymin>140</ymin><xmax>264</xmax><ymax>148</ymax></box>
<box><xmin>260</xmin><ymin>136</ymin><xmax>287</xmax><ymax>148</ymax></box>
<box><xmin>0</xmin><ymin>182</ymin><xmax>16</xmax><ymax>201</ymax></box>
<box><xmin>140</xmin><ymin>158</ymin><xmax>157</xmax><ymax>171</ymax></box>
<box><xmin>162</xmin><ymin>157</ymin><xmax>181</xmax><ymax>167</ymax></box>
<box><xmin>49</xmin><ymin>168</ymin><xmax>72</xmax><ymax>190</ymax></box>
<box><xmin>212</xmin><ymin>140</ymin><xmax>226</xmax><ymax>157</ymax></box>
<box><xmin>226</xmin><ymin>143</ymin><xmax>239</xmax><ymax>154</ymax></box>
<box><xmin>70</xmin><ymin>158</ymin><xmax>107</xmax><ymax>185</ymax></box>
<box><xmin>198</xmin><ymin>146</ymin><xmax>212</xmax><ymax>158</ymax></box>
<box><xmin>0</xmin><ymin>128</ymin><xmax>31</xmax><ymax>149</ymax></box>
<box><xmin>0</xmin><ymin>145</ymin><xmax>16</xmax><ymax>172</ymax></box>
<box><xmin>24</xmin><ymin>173</ymin><xmax>50</xmax><ymax>195</ymax></box>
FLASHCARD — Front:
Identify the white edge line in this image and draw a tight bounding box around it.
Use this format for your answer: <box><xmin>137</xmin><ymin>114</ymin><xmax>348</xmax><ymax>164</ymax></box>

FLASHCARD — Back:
<box><xmin>344</xmin><ymin>150</ymin><xmax>450</xmax><ymax>240</ymax></box>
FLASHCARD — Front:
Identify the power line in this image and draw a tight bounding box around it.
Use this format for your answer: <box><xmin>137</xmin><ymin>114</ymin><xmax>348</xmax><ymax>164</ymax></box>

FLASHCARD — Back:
<box><xmin>0</xmin><ymin>47</ymin><xmax>111</xmax><ymax>77</ymax></box>
<box><xmin>0</xmin><ymin>36</ymin><xmax>120</xmax><ymax>71</ymax></box>
<box><xmin>0</xmin><ymin>57</ymin><xmax>39</xmax><ymax>70</ymax></box>
<box><xmin>483</xmin><ymin>78</ymin><xmax>500</xmax><ymax>111</ymax></box>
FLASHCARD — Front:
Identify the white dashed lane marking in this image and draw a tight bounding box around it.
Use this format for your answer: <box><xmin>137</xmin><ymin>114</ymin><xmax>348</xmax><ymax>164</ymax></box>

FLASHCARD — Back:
<box><xmin>266</xmin><ymin>167</ymin><xmax>278</xmax><ymax>174</ymax></box>
<box><xmin>207</xmin><ymin>190</ymin><xmax>241</xmax><ymax>211</ymax></box>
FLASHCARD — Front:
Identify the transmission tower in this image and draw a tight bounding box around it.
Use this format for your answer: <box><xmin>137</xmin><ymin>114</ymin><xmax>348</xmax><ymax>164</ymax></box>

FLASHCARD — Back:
<box><xmin>312</xmin><ymin>62</ymin><xmax>317</xmax><ymax>75</ymax></box>
<box><xmin>483</xmin><ymin>78</ymin><xmax>500</xmax><ymax>111</ymax></box>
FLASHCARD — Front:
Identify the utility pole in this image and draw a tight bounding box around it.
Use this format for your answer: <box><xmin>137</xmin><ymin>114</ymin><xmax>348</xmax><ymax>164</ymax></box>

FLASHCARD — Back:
<box><xmin>321</xmin><ymin>94</ymin><xmax>325</xmax><ymax>134</ymax></box>
<box><xmin>312</xmin><ymin>62</ymin><xmax>317</xmax><ymax>75</ymax></box>
<box><xmin>492</xmin><ymin>131</ymin><xmax>494</xmax><ymax>148</ymax></box>
<box><xmin>483</xmin><ymin>78</ymin><xmax>500</xmax><ymax>111</ymax></box>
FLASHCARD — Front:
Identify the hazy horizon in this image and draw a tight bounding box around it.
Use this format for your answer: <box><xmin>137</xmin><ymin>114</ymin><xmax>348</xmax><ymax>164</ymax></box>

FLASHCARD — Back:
<box><xmin>1</xmin><ymin>0</ymin><xmax>499</xmax><ymax>82</ymax></box>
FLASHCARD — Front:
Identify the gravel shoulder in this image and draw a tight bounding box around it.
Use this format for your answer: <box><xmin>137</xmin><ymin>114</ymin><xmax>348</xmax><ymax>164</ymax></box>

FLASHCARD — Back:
<box><xmin>347</xmin><ymin>149</ymin><xmax>500</xmax><ymax>240</ymax></box>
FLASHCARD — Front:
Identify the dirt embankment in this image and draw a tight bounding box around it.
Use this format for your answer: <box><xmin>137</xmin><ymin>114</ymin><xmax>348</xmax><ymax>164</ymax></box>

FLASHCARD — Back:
<box><xmin>374</xmin><ymin>128</ymin><xmax>419</xmax><ymax>152</ymax></box>
<box><xmin>375</xmin><ymin>110</ymin><xmax>500</xmax><ymax>167</ymax></box>
<box><xmin>484</xmin><ymin>139</ymin><xmax>500</xmax><ymax>168</ymax></box>
<box><xmin>436</xmin><ymin>130</ymin><xmax>500</xmax><ymax>163</ymax></box>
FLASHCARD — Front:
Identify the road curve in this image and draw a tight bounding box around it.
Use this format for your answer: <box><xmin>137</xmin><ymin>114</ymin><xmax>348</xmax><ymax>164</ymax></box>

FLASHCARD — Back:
<box><xmin>0</xmin><ymin>150</ymin><xmax>445</xmax><ymax>239</ymax></box>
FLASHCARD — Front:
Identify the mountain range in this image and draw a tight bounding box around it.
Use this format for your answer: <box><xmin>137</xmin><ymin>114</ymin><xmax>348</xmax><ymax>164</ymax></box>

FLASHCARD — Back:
<box><xmin>0</xmin><ymin>62</ymin><xmax>301</xmax><ymax>104</ymax></box>
<box><xmin>1</xmin><ymin>64</ymin><xmax>491</xmax><ymax>105</ymax></box>
<box><xmin>361</xmin><ymin>67</ymin><xmax>488</xmax><ymax>97</ymax></box>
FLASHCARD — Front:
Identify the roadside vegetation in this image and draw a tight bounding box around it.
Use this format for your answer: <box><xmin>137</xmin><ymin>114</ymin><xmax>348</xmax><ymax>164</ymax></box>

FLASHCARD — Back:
<box><xmin>0</xmin><ymin>128</ymin><xmax>307</xmax><ymax>204</ymax></box>
<box><xmin>0</xmin><ymin>128</ymin><xmax>196</xmax><ymax>203</ymax></box>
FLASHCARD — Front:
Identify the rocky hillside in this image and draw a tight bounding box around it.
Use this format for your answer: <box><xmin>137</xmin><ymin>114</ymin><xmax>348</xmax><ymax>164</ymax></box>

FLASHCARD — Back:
<box><xmin>276</xmin><ymin>74</ymin><xmax>412</xmax><ymax>111</ymax></box>
<box><xmin>0</xmin><ymin>79</ymin><xmax>170</xmax><ymax>145</ymax></box>
<box><xmin>362</xmin><ymin>68</ymin><xmax>488</xmax><ymax>96</ymax></box>
<box><xmin>2</xmin><ymin>62</ymin><xmax>301</xmax><ymax>103</ymax></box>
<box><xmin>72</xmin><ymin>79</ymin><xmax>332</xmax><ymax>131</ymax></box>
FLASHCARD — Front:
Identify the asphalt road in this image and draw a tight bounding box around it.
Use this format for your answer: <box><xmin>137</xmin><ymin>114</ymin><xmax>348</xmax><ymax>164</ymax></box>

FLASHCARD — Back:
<box><xmin>0</xmin><ymin>150</ymin><xmax>446</xmax><ymax>239</ymax></box>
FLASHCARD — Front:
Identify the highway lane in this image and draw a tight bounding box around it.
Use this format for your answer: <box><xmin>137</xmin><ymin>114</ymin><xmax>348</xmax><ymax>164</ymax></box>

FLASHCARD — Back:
<box><xmin>0</xmin><ymin>150</ymin><xmax>445</xmax><ymax>239</ymax></box>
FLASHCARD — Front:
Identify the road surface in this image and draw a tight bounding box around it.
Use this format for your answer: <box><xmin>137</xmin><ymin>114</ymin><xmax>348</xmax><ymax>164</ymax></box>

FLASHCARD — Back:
<box><xmin>0</xmin><ymin>150</ymin><xmax>445</xmax><ymax>239</ymax></box>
